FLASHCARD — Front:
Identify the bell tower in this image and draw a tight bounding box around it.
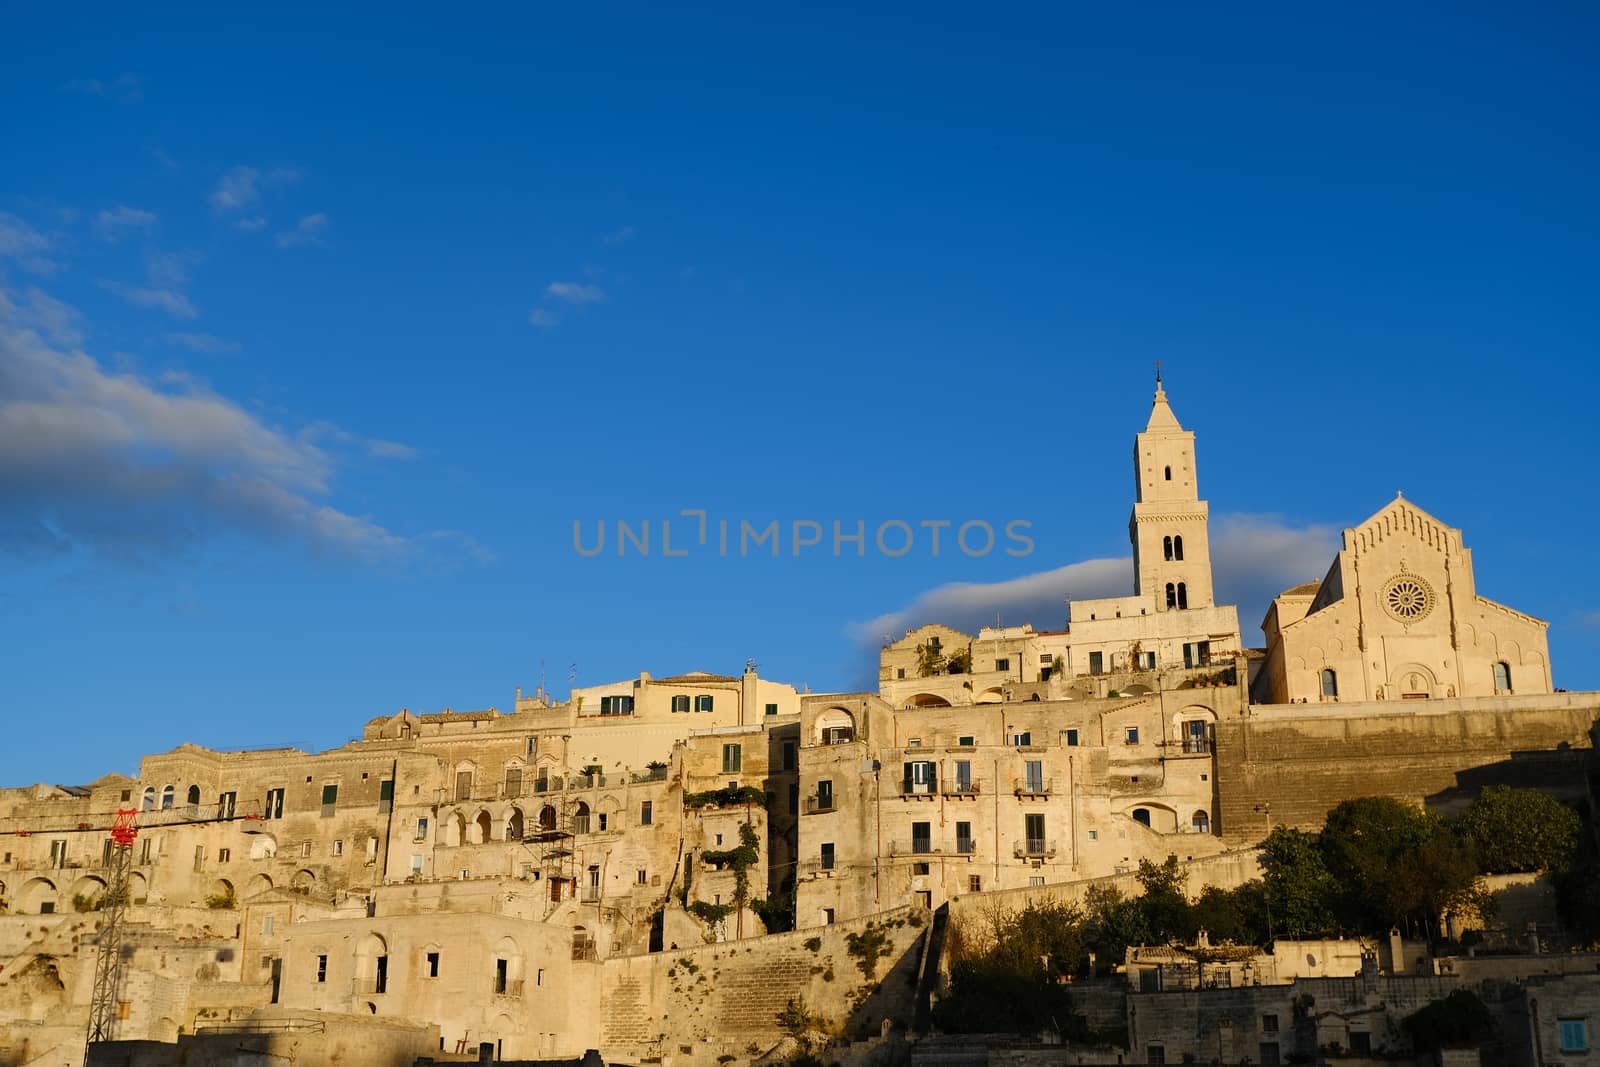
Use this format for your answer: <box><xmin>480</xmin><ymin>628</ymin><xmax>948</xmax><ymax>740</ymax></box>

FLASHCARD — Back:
<box><xmin>1130</xmin><ymin>374</ymin><xmax>1216</xmax><ymax>611</ymax></box>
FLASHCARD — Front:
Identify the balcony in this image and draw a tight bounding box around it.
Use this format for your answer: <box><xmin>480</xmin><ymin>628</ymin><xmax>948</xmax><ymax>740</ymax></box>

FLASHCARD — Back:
<box><xmin>803</xmin><ymin>796</ymin><xmax>836</xmax><ymax>815</ymax></box>
<box><xmin>351</xmin><ymin>977</ymin><xmax>388</xmax><ymax>995</ymax></box>
<box><xmin>580</xmin><ymin>886</ymin><xmax>602</xmax><ymax>903</ymax></box>
<box><xmin>799</xmin><ymin>859</ymin><xmax>837</xmax><ymax>878</ymax></box>
<box><xmin>493</xmin><ymin>979</ymin><xmax>525</xmax><ymax>998</ymax></box>
<box><xmin>942</xmin><ymin>778</ymin><xmax>985</xmax><ymax>797</ymax></box>
<box><xmin>1013</xmin><ymin>777</ymin><xmax>1053</xmax><ymax>797</ymax></box>
<box><xmin>1171</xmin><ymin>739</ymin><xmax>1211</xmax><ymax>756</ymax></box>
<box><xmin>888</xmin><ymin>839</ymin><xmax>938</xmax><ymax>857</ymax></box>
<box><xmin>1013</xmin><ymin>838</ymin><xmax>1057</xmax><ymax>859</ymax></box>
<box><xmin>955</xmin><ymin>838</ymin><xmax>978</xmax><ymax>855</ymax></box>
<box><xmin>631</xmin><ymin>766</ymin><xmax>669</xmax><ymax>784</ymax></box>
<box><xmin>897</xmin><ymin>782</ymin><xmax>938</xmax><ymax>798</ymax></box>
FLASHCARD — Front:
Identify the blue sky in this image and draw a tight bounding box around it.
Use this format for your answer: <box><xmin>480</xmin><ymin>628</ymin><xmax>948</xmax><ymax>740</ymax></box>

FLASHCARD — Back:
<box><xmin>3</xmin><ymin>4</ymin><xmax>1597</xmax><ymax>785</ymax></box>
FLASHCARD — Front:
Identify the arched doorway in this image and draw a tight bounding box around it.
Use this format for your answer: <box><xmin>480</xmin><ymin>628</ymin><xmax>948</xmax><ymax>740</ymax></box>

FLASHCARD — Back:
<box><xmin>506</xmin><ymin>807</ymin><xmax>525</xmax><ymax>841</ymax></box>
<box><xmin>538</xmin><ymin>805</ymin><xmax>557</xmax><ymax>832</ymax></box>
<box><xmin>472</xmin><ymin>810</ymin><xmax>493</xmax><ymax>844</ymax></box>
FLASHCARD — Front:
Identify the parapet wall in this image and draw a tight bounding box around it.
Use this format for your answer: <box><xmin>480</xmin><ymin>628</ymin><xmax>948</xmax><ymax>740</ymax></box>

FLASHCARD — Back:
<box><xmin>598</xmin><ymin>906</ymin><xmax>928</xmax><ymax>1060</ymax></box>
<box><xmin>1215</xmin><ymin>696</ymin><xmax>1599</xmax><ymax>839</ymax></box>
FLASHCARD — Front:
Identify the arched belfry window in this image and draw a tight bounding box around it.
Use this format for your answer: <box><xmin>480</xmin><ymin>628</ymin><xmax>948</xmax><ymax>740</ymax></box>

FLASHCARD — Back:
<box><xmin>1164</xmin><ymin>465</ymin><xmax>1172</xmax><ymax>481</ymax></box>
<box><xmin>1176</xmin><ymin>583</ymin><xmax>1188</xmax><ymax>609</ymax></box>
<box><xmin>1493</xmin><ymin>661</ymin><xmax>1512</xmax><ymax>693</ymax></box>
<box><xmin>1321</xmin><ymin>669</ymin><xmax>1338</xmax><ymax>698</ymax></box>
<box><xmin>1163</xmin><ymin>536</ymin><xmax>1173</xmax><ymax>561</ymax></box>
<box><xmin>1173</xmin><ymin>535</ymin><xmax>1184</xmax><ymax>561</ymax></box>
<box><xmin>160</xmin><ymin>785</ymin><xmax>175</xmax><ymax>810</ymax></box>
<box><xmin>1165</xmin><ymin>583</ymin><xmax>1177</xmax><ymax>609</ymax></box>
<box><xmin>186</xmin><ymin>785</ymin><xmax>201</xmax><ymax>807</ymax></box>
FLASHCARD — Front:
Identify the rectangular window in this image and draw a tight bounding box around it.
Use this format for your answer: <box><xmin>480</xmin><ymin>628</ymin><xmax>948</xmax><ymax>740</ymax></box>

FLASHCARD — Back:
<box><xmin>333</xmin><ymin>840</ymin><xmax>344</xmax><ymax>857</ymax></box>
<box><xmin>640</xmin><ymin>801</ymin><xmax>653</xmax><ymax>826</ymax></box>
<box><xmin>823</xmin><ymin>908</ymin><xmax>835</xmax><ymax>924</ymax></box>
<box><xmin>300</xmin><ymin>841</ymin><xmax>312</xmax><ymax>858</ymax></box>
<box><xmin>599</xmin><ymin>695</ymin><xmax>635</xmax><ymax>715</ymax></box>
<box><xmin>671</xmin><ymin>694</ymin><xmax>690</xmax><ymax>713</ymax></box>
<box><xmin>1349</xmin><ymin>1033</ymin><xmax>1371</xmax><ymax>1054</ymax></box>
<box><xmin>1560</xmin><ymin>1019</ymin><xmax>1589</xmax><ymax>1053</ymax></box>
<box><xmin>411</xmin><ymin>854</ymin><xmax>424</xmax><ymax>874</ymax></box>
<box><xmin>316</xmin><ymin>955</ymin><xmax>328</xmax><ymax>982</ymax></box>
<box><xmin>427</xmin><ymin>951</ymin><xmax>439</xmax><ymax>978</ymax></box>
<box><xmin>415</xmin><ymin>817</ymin><xmax>429</xmax><ymax>841</ymax></box>
<box><xmin>1025</xmin><ymin>813</ymin><xmax>1046</xmax><ymax>854</ymax></box>
<box><xmin>766</xmin><ymin>702</ymin><xmax>779</xmax><ymax>717</ymax></box>
<box><xmin>1024</xmin><ymin>760</ymin><xmax>1044</xmax><ymax>792</ymax></box>
<box><xmin>954</xmin><ymin>760</ymin><xmax>972</xmax><ymax>791</ymax></box>
<box><xmin>897</xmin><ymin>668</ymin><xmax>905</xmax><ymax>679</ymax></box>
<box><xmin>1088</xmin><ymin>829</ymin><xmax>1098</xmax><ymax>841</ymax></box>
<box><xmin>264</xmin><ymin>788</ymin><xmax>285</xmax><ymax>819</ymax></box>
<box><xmin>968</xmin><ymin>874</ymin><xmax>982</xmax><ymax>892</ymax></box>
<box><xmin>598</xmin><ymin>813</ymin><xmax>609</xmax><ymax>832</ymax></box>
<box><xmin>454</xmin><ymin>770</ymin><xmax>473</xmax><ymax>801</ymax></box>
<box><xmin>722</xmin><ymin>744</ymin><xmax>742</xmax><ymax>773</ymax></box>
<box><xmin>1262</xmin><ymin>1014</ymin><xmax>1278</xmax><ymax>1033</ymax></box>
<box><xmin>782</xmin><ymin>741</ymin><xmax>796</xmax><ymax>771</ymax></box>
<box><xmin>820</xmin><ymin>843</ymin><xmax>835</xmax><ymax>871</ymax></box>
<box><xmin>1258</xmin><ymin>1044</ymin><xmax>1280</xmax><ymax>1067</ymax></box>
<box><xmin>695</xmin><ymin>694</ymin><xmax>714</xmax><ymax>713</ymax></box>
<box><xmin>218</xmin><ymin>847</ymin><xmax>231</xmax><ymax>863</ymax></box>
<box><xmin>1065</xmin><ymin>728</ymin><xmax>1080</xmax><ymax>746</ymax></box>
<box><xmin>1125</xmin><ymin>726</ymin><xmax>1139</xmax><ymax>744</ymax></box>
<box><xmin>817</xmin><ymin>779</ymin><xmax>834</xmax><ymax>809</ymax></box>
<box><xmin>1029</xmin><ymin>876</ymin><xmax>1045</xmax><ymax>887</ymax></box>
<box><xmin>913</xmin><ymin>862</ymin><xmax>930</xmax><ymax>875</ymax></box>
<box><xmin>139</xmin><ymin>838</ymin><xmax>153</xmax><ymax>864</ymax></box>
<box><xmin>320</xmin><ymin>783</ymin><xmax>338</xmax><ymax>817</ymax></box>
<box><xmin>263</xmin><ymin>915</ymin><xmax>274</xmax><ymax>935</ymax></box>
<box><xmin>956</xmin><ymin>821</ymin><xmax>974</xmax><ymax>854</ymax></box>
<box><xmin>911</xmin><ymin>821</ymin><xmax>931</xmax><ymax>854</ymax></box>
<box><xmin>378</xmin><ymin>779</ymin><xmax>394</xmax><ymax>813</ymax></box>
<box><xmin>49</xmin><ymin>839</ymin><xmax>67</xmax><ymax>868</ymax></box>
<box><xmin>637</xmin><ymin>868</ymin><xmax>648</xmax><ymax>885</ymax></box>
<box><xmin>1013</xmin><ymin>731</ymin><xmax>1031</xmax><ymax>747</ymax></box>
<box><xmin>995</xmin><ymin>657</ymin><xmax>1010</xmax><ymax>672</ymax></box>
<box><xmin>1089</xmin><ymin>651</ymin><xmax>1104</xmax><ymax>675</ymax></box>
<box><xmin>957</xmin><ymin>735</ymin><xmax>974</xmax><ymax>747</ymax></box>
<box><xmin>907</xmin><ymin>738</ymin><xmax>921</xmax><ymax>748</ymax></box>
<box><xmin>903</xmin><ymin>760</ymin><xmax>935</xmax><ymax>794</ymax></box>
<box><xmin>218</xmin><ymin>791</ymin><xmax>237</xmax><ymax>819</ymax></box>
<box><xmin>503</xmin><ymin>768</ymin><xmax>522</xmax><ymax>797</ymax></box>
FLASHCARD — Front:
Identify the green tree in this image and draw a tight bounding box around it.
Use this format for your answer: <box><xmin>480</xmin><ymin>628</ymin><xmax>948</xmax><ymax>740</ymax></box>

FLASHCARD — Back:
<box><xmin>1455</xmin><ymin>786</ymin><xmax>1581</xmax><ymax>874</ymax></box>
<box><xmin>1258</xmin><ymin>827</ymin><xmax>1339</xmax><ymax>938</ymax></box>
<box><xmin>916</xmin><ymin>642</ymin><xmax>947</xmax><ymax>677</ymax></box>
<box><xmin>934</xmin><ymin>899</ymin><xmax>1088</xmax><ymax>1035</ymax></box>
<box><xmin>1319</xmin><ymin>797</ymin><xmax>1479</xmax><ymax>939</ymax></box>
<box><xmin>1189</xmin><ymin>882</ymin><xmax>1271</xmax><ymax>946</ymax></box>
<box><xmin>1134</xmin><ymin>855</ymin><xmax>1195</xmax><ymax>943</ymax></box>
<box><xmin>1403</xmin><ymin>989</ymin><xmax>1496</xmax><ymax>1052</ymax></box>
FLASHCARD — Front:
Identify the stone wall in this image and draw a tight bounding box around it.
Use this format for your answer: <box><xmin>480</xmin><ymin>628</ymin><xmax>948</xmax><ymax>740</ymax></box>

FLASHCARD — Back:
<box><xmin>598</xmin><ymin>905</ymin><xmax>929</xmax><ymax>1061</ymax></box>
<box><xmin>1214</xmin><ymin>696</ymin><xmax>1599</xmax><ymax>839</ymax></box>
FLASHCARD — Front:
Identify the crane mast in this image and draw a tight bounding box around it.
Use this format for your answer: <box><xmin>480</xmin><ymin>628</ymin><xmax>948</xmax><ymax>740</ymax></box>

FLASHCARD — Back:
<box><xmin>83</xmin><ymin>808</ymin><xmax>138</xmax><ymax>1065</ymax></box>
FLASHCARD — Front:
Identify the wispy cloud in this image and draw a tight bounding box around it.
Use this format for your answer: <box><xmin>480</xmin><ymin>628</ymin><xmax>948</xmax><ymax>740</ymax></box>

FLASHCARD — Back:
<box><xmin>0</xmin><ymin>288</ymin><xmax>453</xmax><ymax>566</ymax></box>
<box><xmin>545</xmin><ymin>281</ymin><xmax>606</xmax><ymax>305</ymax></box>
<box><xmin>100</xmin><ymin>250</ymin><xmax>203</xmax><ymax>319</ymax></box>
<box><xmin>0</xmin><ymin>212</ymin><xmax>61</xmax><ymax>275</ymax></box>
<box><xmin>162</xmin><ymin>332</ymin><xmax>240</xmax><ymax>355</ymax></box>
<box><xmin>94</xmin><ymin>206</ymin><xmax>158</xmax><ymax>242</ymax></box>
<box><xmin>528</xmin><ymin>308</ymin><xmax>559</xmax><ymax>328</ymax></box>
<box><xmin>209</xmin><ymin>166</ymin><xmax>300</xmax><ymax>213</ymax></box>
<box><xmin>62</xmin><ymin>74</ymin><xmax>142</xmax><ymax>103</ymax></box>
<box><xmin>275</xmin><ymin>213</ymin><xmax>328</xmax><ymax>248</ymax></box>
<box><xmin>602</xmin><ymin>225</ymin><xmax>636</xmax><ymax>246</ymax></box>
<box><xmin>99</xmin><ymin>281</ymin><xmax>198</xmax><ymax>319</ymax></box>
<box><xmin>845</xmin><ymin>513</ymin><xmax>1340</xmax><ymax>669</ymax></box>
<box><xmin>234</xmin><ymin>216</ymin><xmax>268</xmax><ymax>232</ymax></box>
<box><xmin>0</xmin><ymin>287</ymin><xmax>84</xmax><ymax>347</ymax></box>
<box><xmin>147</xmin><ymin>144</ymin><xmax>179</xmax><ymax>173</ymax></box>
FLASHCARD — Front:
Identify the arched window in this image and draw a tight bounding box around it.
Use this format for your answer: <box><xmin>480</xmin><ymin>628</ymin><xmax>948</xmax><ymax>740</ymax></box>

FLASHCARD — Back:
<box><xmin>1192</xmin><ymin>810</ymin><xmax>1211</xmax><ymax>834</ymax></box>
<box><xmin>142</xmin><ymin>787</ymin><xmax>156</xmax><ymax>812</ymax></box>
<box><xmin>1321</xmin><ymin>669</ymin><xmax>1338</xmax><ymax>698</ymax></box>
<box><xmin>1176</xmin><ymin>583</ymin><xmax>1188</xmax><ymax>609</ymax></box>
<box><xmin>1163</xmin><ymin>536</ymin><xmax>1173</xmax><ymax>561</ymax></box>
<box><xmin>1164</xmin><ymin>466</ymin><xmax>1172</xmax><ymax>481</ymax></box>
<box><xmin>1132</xmin><ymin>808</ymin><xmax>1152</xmax><ymax>827</ymax></box>
<box><xmin>160</xmin><ymin>785</ymin><xmax>175</xmax><ymax>810</ymax></box>
<box><xmin>1165</xmin><ymin>582</ymin><xmax>1177</xmax><ymax>609</ymax></box>
<box><xmin>1172</xmin><ymin>535</ymin><xmax>1184</xmax><ymax>561</ymax></box>
<box><xmin>1493</xmin><ymin>662</ymin><xmax>1512</xmax><ymax>693</ymax></box>
<box><xmin>186</xmin><ymin>785</ymin><xmax>201</xmax><ymax>807</ymax></box>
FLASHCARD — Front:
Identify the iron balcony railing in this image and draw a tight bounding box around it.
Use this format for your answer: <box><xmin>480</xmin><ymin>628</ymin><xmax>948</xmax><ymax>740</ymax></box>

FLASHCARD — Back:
<box><xmin>804</xmin><ymin>795</ymin><xmax>837</xmax><ymax>814</ymax></box>
<box><xmin>942</xmin><ymin>778</ymin><xmax>985</xmax><ymax>796</ymax></box>
<box><xmin>1013</xmin><ymin>777</ymin><xmax>1054</xmax><ymax>795</ymax></box>
<box><xmin>1013</xmin><ymin>838</ymin><xmax>1057</xmax><ymax>858</ymax></box>
<box><xmin>888</xmin><ymin>839</ymin><xmax>939</xmax><ymax>857</ymax></box>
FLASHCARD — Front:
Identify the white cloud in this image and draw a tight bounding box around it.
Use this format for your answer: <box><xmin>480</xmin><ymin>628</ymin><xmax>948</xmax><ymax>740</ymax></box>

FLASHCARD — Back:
<box><xmin>94</xmin><ymin>206</ymin><xmax>158</xmax><ymax>242</ymax></box>
<box><xmin>162</xmin><ymin>332</ymin><xmax>240</xmax><ymax>355</ymax></box>
<box><xmin>210</xmin><ymin>166</ymin><xmax>300</xmax><ymax>213</ymax></box>
<box><xmin>99</xmin><ymin>250</ymin><xmax>203</xmax><ymax>319</ymax></box>
<box><xmin>0</xmin><ymin>212</ymin><xmax>61</xmax><ymax>275</ymax></box>
<box><xmin>99</xmin><ymin>281</ymin><xmax>198</xmax><ymax>319</ymax></box>
<box><xmin>545</xmin><ymin>281</ymin><xmax>606</xmax><ymax>305</ymax></box>
<box><xmin>0</xmin><ymin>289</ymin><xmax>442</xmax><ymax>565</ymax></box>
<box><xmin>234</xmin><ymin>216</ymin><xmax>268</xmax><ymax>232</ymax></box>
<box><xmin>275</xmin><ymin>213</ymin><xmax>328</xmax><ymax>248</ymax></box>
<box><xmin>846</xmin><ymin>514</ymin><xmax>1341</xmax><ymax>657</ymax></box>
<box><xmin>528</xmin><ymin>308</ymin><xmax>559</xmax><ymax>328</ymax></box>
<box><xmin>1</xmin><ymin>287</ymin><xmax>84</xmax><ymax>347</ymax></box>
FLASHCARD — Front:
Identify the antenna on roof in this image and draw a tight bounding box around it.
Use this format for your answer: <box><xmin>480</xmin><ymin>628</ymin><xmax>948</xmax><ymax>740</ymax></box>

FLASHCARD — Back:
<box><xmin>1154</xmin><ymin>358</ymin><xmax>1162</xmax><ymax>385</ymax></box>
